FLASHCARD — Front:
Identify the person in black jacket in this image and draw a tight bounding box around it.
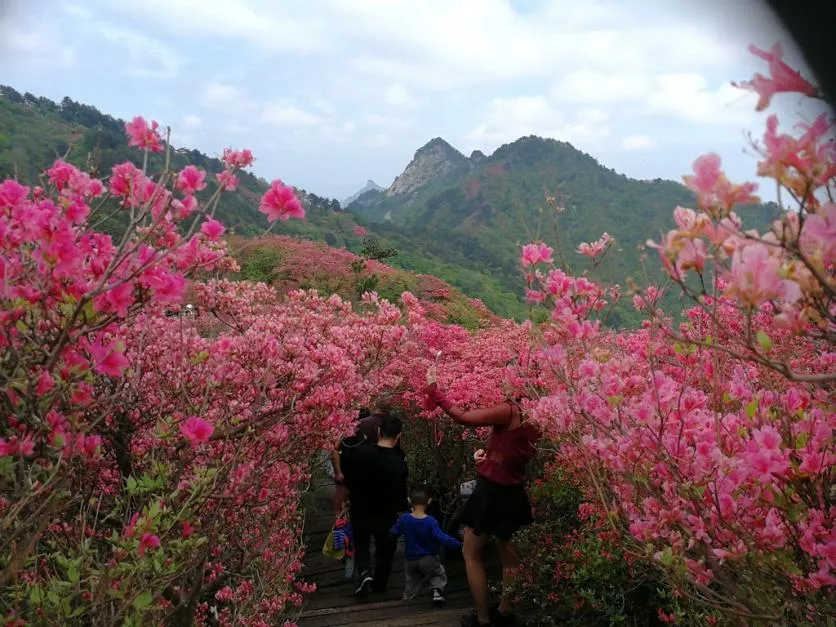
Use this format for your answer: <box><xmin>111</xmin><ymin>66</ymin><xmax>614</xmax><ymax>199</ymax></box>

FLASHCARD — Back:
<box><xmin>342</xmin><ymin>416</ymin><xmax>409</xmax><ymax>597</ymax></box>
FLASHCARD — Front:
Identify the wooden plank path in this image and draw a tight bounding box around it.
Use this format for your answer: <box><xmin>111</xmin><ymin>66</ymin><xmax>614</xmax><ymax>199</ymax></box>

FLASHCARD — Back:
<box><xmin>294</xmin><ymin>487</ymin><xmax>504</xmax><ymax>627</ymax></box>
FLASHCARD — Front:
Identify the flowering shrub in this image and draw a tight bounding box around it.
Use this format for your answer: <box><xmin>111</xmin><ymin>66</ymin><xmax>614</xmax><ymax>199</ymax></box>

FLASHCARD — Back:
<box><xmin>512</xmin><ymin>463</ymin><xmax>713</xmax><ymax>626</ymax></box>
<box><xmin>0</xmin><ymin>119</ymin><xmax>408</xmax><ymax>625</ymax></box>
<box><xmin>521</xmin><ymin>45</ymin><xmax>834</xmax><ymax>624</ymax></box>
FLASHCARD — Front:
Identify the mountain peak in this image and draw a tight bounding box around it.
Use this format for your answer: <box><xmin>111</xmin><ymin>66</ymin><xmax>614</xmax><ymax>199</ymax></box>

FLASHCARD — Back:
<box><xmin>343</xmin><ymin>179</ymin><xmax>384</xmax><ymax>207</ymax></box>
<box><xmin>415</xmin><ymin>137</ymin><xmax>462</xmax><ymax>156</ymax></box>
<box><xmin>386</xmin><ymin>137</ymin><xmax>468</xmax><ymax>197</ymax></box>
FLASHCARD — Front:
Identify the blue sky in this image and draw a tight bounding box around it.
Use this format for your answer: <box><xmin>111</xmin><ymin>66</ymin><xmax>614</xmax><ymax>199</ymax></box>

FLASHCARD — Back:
<box><xmin>0</xmin><ymin>0</ymin><xmax>826</xmax><ymax>203</ymax></box>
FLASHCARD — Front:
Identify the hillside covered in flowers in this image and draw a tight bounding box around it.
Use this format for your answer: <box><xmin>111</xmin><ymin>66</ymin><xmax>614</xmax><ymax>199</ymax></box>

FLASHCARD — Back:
<box><xmin>0</xmin><ymin>44</ymin><xmax>833</xmax><ymax>627</ymax></box>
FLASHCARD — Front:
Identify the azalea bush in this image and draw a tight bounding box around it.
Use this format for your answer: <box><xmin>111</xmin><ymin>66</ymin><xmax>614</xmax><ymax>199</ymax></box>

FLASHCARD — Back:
<box><xmin>0</xmin><ymin>119</ymin><xmax>408</xmax><ymax>625</ymax></box>
<box><xmin>520</xmin><ymin>44</ymin><xmax>834</xmax><ymax>624</ymax></box>
<box><xmin>513</xmin><ymin>463</ymin><xmax>708</xmax><ymax>627</ymax></box>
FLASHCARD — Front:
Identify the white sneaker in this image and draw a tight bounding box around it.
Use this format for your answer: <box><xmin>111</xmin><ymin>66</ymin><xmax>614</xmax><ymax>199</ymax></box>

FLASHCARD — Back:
<box><xmin>432</xmin><ymin>588</ymin><xmax>446</xmax><ymax>606</ymax></box>
<box><xmin>354</xmin><ymin>575</ymin><xmax>374</xmax><ymax>597</ymax></box>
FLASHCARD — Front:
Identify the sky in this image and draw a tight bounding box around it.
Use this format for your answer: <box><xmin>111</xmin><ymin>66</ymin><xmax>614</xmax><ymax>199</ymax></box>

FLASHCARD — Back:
<box><xmin>0</xmin><ymin>0</ymin><xmax>829</xmax><ymax>203</ymax></box>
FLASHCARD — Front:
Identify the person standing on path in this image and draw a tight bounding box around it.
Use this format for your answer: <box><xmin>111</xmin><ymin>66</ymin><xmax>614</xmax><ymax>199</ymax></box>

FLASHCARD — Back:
<box><xmin>425</xmin><ymin>365</ymin><xmax>540</xmax><ymax>627</ymax></box>
<box><xmin>328</xmin><ymin>407</ymin><xmax>371</xmax><ymax>515</ymax></box>
<box><xmin>342</xmin><ymin>415</ymin><xmax>409</xmax><ymax>597</ymax></box>
<box><xmin>390</xmin><ymin>486</ymin><xmax>463</xmax><ymax>606</ymax></box>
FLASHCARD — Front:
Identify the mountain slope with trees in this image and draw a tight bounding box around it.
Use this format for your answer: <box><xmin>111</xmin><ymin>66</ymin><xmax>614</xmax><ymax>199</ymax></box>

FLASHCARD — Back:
<box><xmin>348</xmin><ymin>135</ymin><xmax>778</xmax><ymax>325</ymax></box>
<box><xmin>1</xmin><ymin>86</ymin><xmax>777</xmax><ymax>323</ymax></box>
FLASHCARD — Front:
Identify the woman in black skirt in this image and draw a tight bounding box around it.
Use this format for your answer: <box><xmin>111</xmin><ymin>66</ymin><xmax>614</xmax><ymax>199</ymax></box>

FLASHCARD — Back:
<box><xmin>425</xmin><ymin>366</ymin><xmax>540</xmax><ymax>627</ymax></box>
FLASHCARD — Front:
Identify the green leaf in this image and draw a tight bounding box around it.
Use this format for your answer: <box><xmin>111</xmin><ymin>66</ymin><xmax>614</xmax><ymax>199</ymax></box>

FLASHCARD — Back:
<box><xmin>132</xmin><ymin>590</ymin><xmax>153</xmax><ymax>610</ymax></box>
<box><xmin>756</xmin><ymin>329</ymin><xmax>773</xmax><ymax>352</ymax></box>
<box><xmin>29</xmin><ymin>585</ymin><xmax>44</xmax><ymax>604</ymax></box>
<box><xmin>746</xmin><ymin>400</ymin><xmax>758</xmax><ymax>419</ymax></box>
<box><xmin>67</xmin><ymin>563</ymin><xmax>79</xmax><ymax>583</ymax></box>
<box><xmin>126</xmin><ymin>476</ymin><xmax>137</xmax><ymax>493</ymax></box>
<box><xmin>660</xmin><ymin>547</ymin><xmax>673</xmax><ymax>566</ymax></box>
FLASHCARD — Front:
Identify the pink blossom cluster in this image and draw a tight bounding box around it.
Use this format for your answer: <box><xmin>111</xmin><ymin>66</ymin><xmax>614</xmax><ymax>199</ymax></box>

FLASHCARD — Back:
<box><xmin>518</xmin><ymin>45</ymin><xmax>834</xmax><ymax>623</ymax></box>
<box><xmin>577</xmin><ymin>232</ymin><xmax>613</xmax><ymax>258</ymax></box>
<box><xmin>0</xmin><ymin>119</ymin><xmax>365</xmax><ymax>625</ymax></box>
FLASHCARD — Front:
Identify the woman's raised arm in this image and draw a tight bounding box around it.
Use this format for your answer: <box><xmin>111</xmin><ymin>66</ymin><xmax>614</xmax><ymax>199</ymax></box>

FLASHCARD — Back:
<box><xmin>426</xmin><ymin>383</ymin><xmax>512</xmax><ymax>428</ymax></box>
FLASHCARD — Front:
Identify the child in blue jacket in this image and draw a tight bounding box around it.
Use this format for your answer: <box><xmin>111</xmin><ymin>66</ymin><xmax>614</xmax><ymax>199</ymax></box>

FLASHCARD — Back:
<box><xmin>390</xmin><ymin>486</ymin><xmax>463</xmax><ymax>606</ymax></box>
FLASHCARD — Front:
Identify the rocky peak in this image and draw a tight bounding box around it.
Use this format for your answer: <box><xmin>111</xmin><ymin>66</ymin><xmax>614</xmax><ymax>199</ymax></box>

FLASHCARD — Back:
<box><xmin>386</xmin><ymin>137</ymin><xmax>468</xmax><ymax>197</ymax></box>
<box><xmin>343</xmin><ymin>179</ymin><xmax>385</xmax><ymax>206</ymax></box>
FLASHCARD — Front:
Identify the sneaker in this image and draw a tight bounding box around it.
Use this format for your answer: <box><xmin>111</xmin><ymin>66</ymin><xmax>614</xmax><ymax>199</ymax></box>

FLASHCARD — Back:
<box><xmin>490</xmin><ymin>606</ymin><xmax>517</xmax><ymax>626</ymax></box>
<box><xmin>354</xmin><ymin>574</ymin><xmax>374</xmax><ymax>597</ymax></box>
<box><xmin>459</xmin><ymin>609</ymin><xmax>492</xmax><ymax>627</ymax></box>
<box><xmin>432</xmin><ymin>588</ymin><xmax>446</xmax><ymax>606</ymax></box>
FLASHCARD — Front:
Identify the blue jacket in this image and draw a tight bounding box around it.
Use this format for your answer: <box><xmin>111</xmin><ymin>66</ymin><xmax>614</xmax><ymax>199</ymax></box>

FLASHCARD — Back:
<box><xmin>390</xmin><ymin>513</ymin><xmax>462</xmax><ymax>560</ymax></box>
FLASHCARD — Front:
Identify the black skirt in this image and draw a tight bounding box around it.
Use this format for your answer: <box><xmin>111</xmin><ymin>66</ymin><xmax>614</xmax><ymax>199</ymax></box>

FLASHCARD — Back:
<box><xmin>459</xmin><ymin>476</ymin><xmax>533</xmax><ymax>541</ymax></box>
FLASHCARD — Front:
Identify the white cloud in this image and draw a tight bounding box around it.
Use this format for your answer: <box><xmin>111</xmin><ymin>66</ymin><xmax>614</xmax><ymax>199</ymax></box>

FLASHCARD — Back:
<box><xmin>647</xmin><ymin>73</ymin><xmax>758</xmax><ymax>124</ymax></box>
<box><xmin>259</xmin><ymin>104</ymin><xmax>320</xmax><ymax>127</ymax></box>
<box><xmin>199</xmin><ymin>82</ymin><xmax>245</xmax><ymax>109</ymax></box>
<box><xmin>4</xmin><ymin>0</ymin><xmax>808</xmax><ymax>201</ymax></box>
<box><xmin>0</xmin><ymin>30</ymin><xmax>76</xmax><ymax>69</ymax></box>
<box><xmin>182</xmin><ymin>114</ymin><xmax>203</xmax><ymax>130</ymax></box>
<box><xmin>552</xmin><ymin>70</ymin><xmax>651</xmax><ymax>103</ymax></box>
<box><xmin>621</xmin><ymin>135</ymin><xmax>657</xmax><ymax>151</ymax></box>
<box><xmin>91</xmin><ymin>0</ymin><xmax>325</xmax><ymax>52</ymax></box>
<box><xmin>384</xmin><ymin>83</ymin><xmax>419</xmax><ymax>109</ymax></box>
<box><xmin>61</xmin><ymin>4</ymin><xmax>183</xmax><ymax>78</ymax></box>
<box><xmin>465</xmin><ymin>96</ymin><xmax>610</xmax><ymax>150</ymax></box>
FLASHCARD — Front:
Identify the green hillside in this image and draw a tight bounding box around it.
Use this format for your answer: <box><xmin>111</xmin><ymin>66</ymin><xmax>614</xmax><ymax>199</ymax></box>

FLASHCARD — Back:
<box><xmin>348</xmin><ymin>136</ymin><xmax>778</xmax><ymax>325</ymax></box>
<box><xmin>0</xmin><ymin>86</ymin><xmax>361</xmax><ymax>245</ymax></box>
<box><xmin>0</xmin><ymin>87</ymin><xmax>777</xmax><ymax>325</ymax></box>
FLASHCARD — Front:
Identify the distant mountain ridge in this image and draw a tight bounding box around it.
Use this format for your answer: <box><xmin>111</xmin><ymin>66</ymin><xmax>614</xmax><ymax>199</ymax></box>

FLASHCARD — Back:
<box><xmin>342</xmin><ymin>179</ymin><xmax>384</xmax><ymax>206</ymax></box>
<box><xmin>346</xmin><ymin>134</ymin><xmax>777</xmax><ymax>324</ymax></box>
<box><xmin>0</xmin><ymin>85</ymin><xmax>777</xmax><ymax>325</ymax></box>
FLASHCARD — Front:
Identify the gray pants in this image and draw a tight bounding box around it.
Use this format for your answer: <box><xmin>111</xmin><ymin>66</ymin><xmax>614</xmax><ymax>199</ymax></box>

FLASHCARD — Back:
<box><xmin>402</xmin><ymin>555</ymin><xmax>447</xmax><ymax>600</ymax></box>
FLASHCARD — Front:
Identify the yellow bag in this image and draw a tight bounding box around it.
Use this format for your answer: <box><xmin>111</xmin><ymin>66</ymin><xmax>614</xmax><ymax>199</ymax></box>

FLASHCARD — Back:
<box><xmin>322</xmin><ymin>528</ymin><xmax>345</xmax><ymax>560</ymax></box>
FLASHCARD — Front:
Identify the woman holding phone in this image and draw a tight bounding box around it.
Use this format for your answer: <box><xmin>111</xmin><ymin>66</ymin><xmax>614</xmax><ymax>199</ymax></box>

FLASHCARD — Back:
<box><xmin>424</xmin><ymin>364</ymin><xmax>539</xmax><ymax>627</ymax></box>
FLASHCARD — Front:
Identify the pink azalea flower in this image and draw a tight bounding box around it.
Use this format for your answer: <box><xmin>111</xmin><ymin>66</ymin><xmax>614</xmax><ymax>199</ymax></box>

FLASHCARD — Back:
<box><xmin>216</xmin><ymin>170</ymin><xmax>238</xmax><ymax>191</ymax></box>
<box><xmin>746</xmin><ymin>43</ymin><xmax>818</xmax><ymax>111</ymax></box>
<box><xmin>222</xmin><ymin>147</ymin><xmax>254</xmax><ymax>170</ymax></box>
<box><xmin>684</xmin><ymin>153</ymin><xmax>759</xmax><ymax>212</ymax></box>
<box><xmin>176</xmin><ymin>165</ymin><xmax>207</xmax><ymax>195</ymax></box>
<box><xmin>802</xmin><ymin>203</ymin><xmax>836</xmax><ymax>261</ymax></box>
<box><xmin>726</xmin><ymin>244</ymin><xmax>801</xmax><ymax>305</ymax></box>
<box><xmin>577</xmin><ymin>232</ymin><xmax>613</xmax><ymax>258</ymax></box>
<box><xmin>124</xmin><ymin>116</ymin><xmax>163</xmax><ymax>153</ymax></box>
<box><xmin>0</xmin><ymin>179</ymin><xmax>29</xmax><ymax>210</ymax></box>
<box><xmin>352</xmin><ymin>225</ymin><xmax>368</xmax><ymax>237</ymax></box>
<box><xmin>201</xmin><ymin>219</ymin><xmax>226</xmax><ymax>241</ymax></box>
<box><xmin>520</xmin><ymin>242</ymin><xmax>554</xmax><ymax>267</ymax></box>
<box><xmin>138</xmin><ymin>532</ymin><xmax>161</xmax><ymax>556</ymax></box>
<box><xmin>259</xmin><ymin>180</ymin><xmax>305</xmax><ymax>222</ymax></box>
<box><xmin>180</xmin><ymin>416</ymin><xmax>214</xmax><ymax>446</ymax></box>
<box><xmin>35</xmin><ymin>370</ymin><xmax>55</xmax><ymax>395</ymax></box>
<box><xmin>89</xmin><ymin>341</ymin><xmax>130</xmax><ymax>377</ymax></box>
<box><xmin>94</xmin><ymin>282</ymin><xmax>135</xmax><ymax>318</ymax></box>
<box><xmin>525</xmin><ymin>289</ymin><xmax>546</xmax><ymax>303</ymax></box>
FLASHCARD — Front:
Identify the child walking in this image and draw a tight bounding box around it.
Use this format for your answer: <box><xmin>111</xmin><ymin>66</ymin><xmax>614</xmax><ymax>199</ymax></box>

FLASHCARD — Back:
<box><xmin>390</xmin><ymin>487</ymin><xmax>463</xmax><ymax>606</ymax></box>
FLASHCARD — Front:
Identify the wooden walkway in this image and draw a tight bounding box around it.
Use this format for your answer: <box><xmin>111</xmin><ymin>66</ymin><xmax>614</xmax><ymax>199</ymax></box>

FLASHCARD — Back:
<box><xmin>294</xmin><ymin>487</ymin><xmax>503</xmax><ymax>627</ymax></box>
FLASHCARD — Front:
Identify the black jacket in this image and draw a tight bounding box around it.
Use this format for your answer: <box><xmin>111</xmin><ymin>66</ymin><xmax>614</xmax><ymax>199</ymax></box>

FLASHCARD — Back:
<box><xmin>342</xmin><ymin>442</ymin><xmax>408</xmax><ymax>527</ymax></box>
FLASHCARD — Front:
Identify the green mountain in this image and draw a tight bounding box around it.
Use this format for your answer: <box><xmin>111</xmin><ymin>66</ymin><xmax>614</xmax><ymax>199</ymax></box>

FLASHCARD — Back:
<box><xmin>348</xmin><ymin>136</ymin><xmax>778</xmax><ymax>324</ymax></box>
<box><xmin>0</xmin><ymin>86</ymin><xmax>362</xmax><ymax>247</ymax></box>
<box><xmin>1</xmin><ymin>87</ymin><xmax>777</xmax><ymax>324</ymax></box>
<box><xmin>0</xmin><ymin>87</ymin><xmax>530</xmax><ymax>318</ymax></box>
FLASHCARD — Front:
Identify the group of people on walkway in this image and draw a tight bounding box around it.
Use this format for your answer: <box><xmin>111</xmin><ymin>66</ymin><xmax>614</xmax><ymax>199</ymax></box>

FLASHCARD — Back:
<box><xmin>330</xmin><ymin>365</ymin><xmax>540</xmax><ymax>627</ymax></box>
